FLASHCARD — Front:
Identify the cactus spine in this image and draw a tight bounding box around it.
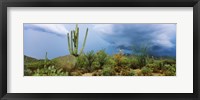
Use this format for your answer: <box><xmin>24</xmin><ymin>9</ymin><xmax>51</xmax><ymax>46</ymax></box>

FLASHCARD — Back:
<box><xmin>67</xmin><ymin>24</ymin><xmax>88</xmax><ymax>56</ymax></box>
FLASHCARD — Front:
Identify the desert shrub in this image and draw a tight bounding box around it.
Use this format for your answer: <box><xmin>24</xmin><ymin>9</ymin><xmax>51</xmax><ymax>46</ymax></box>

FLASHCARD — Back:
<box><xmin>85</xmin><ymin>50</ymin><xmax>96</xmax><ymax>72</ymax></box>
<box><xmin>145</xmin><ymin>63</ymin><xmax>160</xmax><ymax>73</ymax></box>
<box><xmin>113</xmin><ymin>53</ymin><xmax>129</xmax><ymax>67</ymax></box>
<box><xmin>163</xmin><ymin>59</ymin><xmax>176</xmax><ymax>66</ymax></box>
<box><xmin>129</xmin><ymin>70</ymin><xmax>135</xmax><ymax>76</ymax></box>
<box><xmin>45</xmin><ymin>60</ymin><xmax>56</xmax><ymax>67</ymax></box>
<box><xmin>32</xmin><ymin>66</ymin><xmax>68</xmax><ymax>76</ymax></box>
<box><xmin>163</xmin><ymin>65</ymin><xmax>176</xmax><ymax>76</ymax></box>
<box><xmin>91</xmin><ymin>61</ymin><xmax>101</xmax><ymax>70</ymax></box>
<box><xmin>141</xmin><ymin>67</ymin><xmax>153</xmax><ymax>76</ymax></box>
<box><xmin>113</xmin><ymin>53</ymin><xmax>123</xmax><ymax>66</ymax></box>
<box><xmin>25</xmin><ymin>60</ymin><xmax>55</xmax><ymax>70</ymax></box>
<box><xmin>129</xmin><ymin>57</ymin><xmax>139</xmax><ymax>69</ymax></box>
<box><xmin>134</xmin><ymin>69</ymin><xmax>142</xmax><ymax>76</ymax></box>
<box><xmin>146</xmin><ymin>56</ymin><xmax>154</xmax><ymax>64</ymax></box>
<box><xmin>95</xmin><ymin>49</ymin><xmax>108</xmax><ymax>68</ymax></box>
<box><xmin>76</xmin><ymin>51</ymin><xmax>97</xmax><ymax>72</ymax></box>
<box><xmin>24</xmin><ymin>68</ymin><xmax>33</xmax><ymax>76</ymax></box>
<box><xmin>106</xmin><ymin>57</ymin><xmax>117</xmax><ymax>66</ymax></box>
<box><xmin>120</xmin><ymin>57</ymin><xmax>130</xmax><ymax>67</ymax></box>
<box><xmin>75</xmin><ymin>54</ymin><xmax>88</xmax><ymax>69</ymax></box>
<box><xmin>154</xmin><ymin>60</ymin><xmax>164</xmax><ymax>70</ymax></box>
<box><xmin>113</xmin><ymin>66</ymin><xmax>132</xmax><ymax>76</ymax></box>
<box><xmin>145</xmin><ymin>63</ymin><xmax>155</xmax><ymax>68</ymax></box>
<box><xmin>25</xmin><ymin>61</ymin><xmax>45</xmax><ymax>70</ymax></box>
<box><xmin>119</xmin><ymin>69</ymin><xmax>129</xmax><ymax>76</ymax></box>
<box><xmin>24</xmin><ymin>56</ymin><xmax>64</xmax><ymax>76</ymax></box>
<box><xmin>136</xmin><ymin>55</ymin><xmax>147</xmax><ymax>68</ymax></box>
<box><xmin>132</xmin><ymin>46</ymin><xmax>149</xmax><ymax>68</ymax></box>
<box><xmin>102</xmin><ymin>65</ymin><xmax>115</xmax><ymax>76</ymax></box>
<box><xmin>92</xmin><ymin>69</ymin><xmax>103</xmax><ymax>76</ymax></box>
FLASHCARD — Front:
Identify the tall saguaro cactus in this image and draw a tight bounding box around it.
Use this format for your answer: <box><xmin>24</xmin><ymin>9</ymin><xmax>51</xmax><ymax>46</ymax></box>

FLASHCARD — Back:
<box><xmin>67</xmin><ymin>24</ymin><xmax>88</xmax><ymax>57</ymax></box>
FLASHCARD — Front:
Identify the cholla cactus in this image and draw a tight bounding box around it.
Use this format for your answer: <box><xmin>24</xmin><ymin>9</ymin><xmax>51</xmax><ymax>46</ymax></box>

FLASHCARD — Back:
<box><xmin>67</xmin><ymin>24</ymin><xmax>88</xmax><ymax>56</ymax></box>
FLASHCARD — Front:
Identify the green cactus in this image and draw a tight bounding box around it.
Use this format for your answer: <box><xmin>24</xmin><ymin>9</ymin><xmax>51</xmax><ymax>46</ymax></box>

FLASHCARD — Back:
<box><xmin>44</xmin><ymin>52</ymin><xmax>48</xmax><ymax>67</ymax></box>
<box><xmin>45</xmin><ymin>52</ymin><xmax>48</xmax><ymax>61</ymax></box>
<box><xmin>67</xmin><ymin>24</ymin><xmax>88</xmax><ymax>57</ymax></box>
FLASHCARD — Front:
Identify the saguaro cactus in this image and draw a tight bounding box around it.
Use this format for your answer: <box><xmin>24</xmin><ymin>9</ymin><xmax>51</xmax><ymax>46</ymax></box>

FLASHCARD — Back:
<box><xmin>67</xmin><ymin>24</ymin><xmax>88</xmax><ymax>56</ymax></box>
<box><xmin>44</xmin><ymin>52</ymin><xmax>48</xmax><ymax>67</ymax></box>
<box><xmin>45</xmin><ymin>52</ymin><xmax>48</xmax><ymax>62</ymax></box>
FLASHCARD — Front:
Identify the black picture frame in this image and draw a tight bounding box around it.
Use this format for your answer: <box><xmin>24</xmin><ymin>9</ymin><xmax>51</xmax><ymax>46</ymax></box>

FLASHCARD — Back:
<box><xmin>0</xmin><ymin>0</ymin><xmax>200</xmax><ymax>100</ymax></box>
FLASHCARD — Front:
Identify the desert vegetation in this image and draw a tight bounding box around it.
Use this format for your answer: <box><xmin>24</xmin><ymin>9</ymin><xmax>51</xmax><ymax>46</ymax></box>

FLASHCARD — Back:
<box><xmin>24</xmin><ymin>24</ymin><xmax>176</xmax><ymax>76</ymax></box>
<box><xmin>24</xmin><ymin>48</ymin><xmax>176</xmax><ymax>76</ymax></box>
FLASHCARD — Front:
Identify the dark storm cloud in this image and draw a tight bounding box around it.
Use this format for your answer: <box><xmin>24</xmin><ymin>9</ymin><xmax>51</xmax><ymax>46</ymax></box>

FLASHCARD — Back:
<box><xmin>93</xmin><ymin>24</ymin><xmax>176</xmax><ymax>57</ymax></box>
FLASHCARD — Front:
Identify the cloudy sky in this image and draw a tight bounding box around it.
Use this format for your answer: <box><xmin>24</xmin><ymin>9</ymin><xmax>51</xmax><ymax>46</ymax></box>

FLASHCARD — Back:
<box><xmin>24</xmin><ymin>24</ymin><xmax>176</xmax><ymax>59</ymax></box>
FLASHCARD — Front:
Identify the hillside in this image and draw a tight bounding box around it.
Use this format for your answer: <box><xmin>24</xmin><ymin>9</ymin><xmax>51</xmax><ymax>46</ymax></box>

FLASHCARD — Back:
<box><xmin>24</xmin><ymin>55</ymin><xmax>39</xmax><ymax>63</ymax></box>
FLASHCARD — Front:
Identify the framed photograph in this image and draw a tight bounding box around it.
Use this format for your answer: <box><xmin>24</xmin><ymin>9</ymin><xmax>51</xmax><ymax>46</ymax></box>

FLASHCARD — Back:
<box><xmin>1</xmin><ymin>0</ymin><xmax>199</xmax><ymax>99</ymax></box>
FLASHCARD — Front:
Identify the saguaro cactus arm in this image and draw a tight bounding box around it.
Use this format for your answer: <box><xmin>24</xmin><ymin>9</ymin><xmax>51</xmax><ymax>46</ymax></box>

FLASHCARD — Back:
<box><xmin>79</xmin><ymin>28</ymin><xmax>88</xmax><ymax>54</ymax></box>
<box><xmin>74</xmin><ymin>25</ymin><xmax>79</xmax><ymax>54</ymax></box>
<box><xmin>70</xmin><ymin>31</ymin><xmax>74</xmax><ymax>54</ymax></box>
<box><xmin>67</xmin><ymin>33</ymin><xmax>72</xmax><ymax>54</ymax></box>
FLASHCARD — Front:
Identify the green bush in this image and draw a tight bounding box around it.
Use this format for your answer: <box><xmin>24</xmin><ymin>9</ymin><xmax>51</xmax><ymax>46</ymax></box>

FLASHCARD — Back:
<box><xmin>113</xmin><ymin>53</ymin><xmax>124</xmax><ymax>66</ymax></box>
<box><xmin>163</xmin><ymin>65</ymin><xmax>176</xmax><ymax>76</ymax></box>
<box><xmin>163</xmin><ymin>59</ymin><xmax>176</xmax><ymax>66</ymax></box>
<box><xmin>132</xmin><ymin>46</ymin><xmax>149</xmax><ymax>68</ymax></box>
<box><xmin>76</xmin><ymin>54</ymin><xmax>88</xmax><ymax>69</ymax></box>
<box><xmin>32</xmin><ymin>66</ymin><xmax>68</xmax><ymax>76</ymax></box>
<box><xmin>24</xmin><ymin>68</ymin><xmax>33</xmax><ymax>76</ymax></box>
<box><xmin>129</xmin><ymin>70</ymin><xmax>135</xmax><ymax>76</ymax></box>
<box><xmin>113</xmin><ymin>53</ymin><xmax>130</xmax><ymax>67</ymax></box>
<box><xmin>141</xmin><ymin>67</ymin><xmax>153</xmax><ymax>76</ymax></box>
<box><xmin>145</xmin><ymin>63</ymin><xmax>160</xmax><ymax>73</ymax></box>
<box><xmin>91</xmin><ymin>61</ymin><xmax>101</xmax><ymax>70</ymax></box>
<box><xmin>118</xmin><ymin>68</ymin><xmax>131</xmax><ymax>76</ymax></box>
<box><xmin>85</xmin><ymin>51</ymin><xmax>96</xmax><ymax>71</ymax></box>
<box><xmin>76</xmin><ymin>50</ymin><xmax>109</xmax><ymax>71</ymax></box>
<box><xmin>129</xmin><ymin>57</ymin><xmax>139</xmax><ymax>69</ymax></box>
<box><xmin>102</xmin><ymin>65</ymin><xmax>115</xmax><ymax>76</ymax></box>
<box><xmin>25</xmin><ymin>61</ymin><xmax>44</xmax><ymax>70</ymax></box>
<box><xmin>92</xmin><ymin>69</ymin><xmax>103</xmax><ymax>76</ymax></box>
<box><xmin>146</xmin><ymin>56</ymin><xmax>154</xmax><ymax>64</ymax></box>
<box><xmin>136</xmin><ymin>55</ymin><xmax>147</xmax><ymax>68</ymax></box>
<box><xmin>25</xmin><ymin>60</ymin><xmax>55</xmax><ymax>70</ymax></box>
<box><xmin>120</xmin><ymin>57</ymin><xmax>130</xmax><ymax>67</ymax></box>
<box><xmin>106</xmin><ymin>57</ymin><xmax>117</xmax><ymax>67</ymax></box>
<box><xmin>154</xmin><ymin>60</ymin><xmax>164</xmax><ymax>70</ymax></box>
<box><xmin>95</xmin><ymin>49</ymin><xmax>108</xmax><ymax>68</ymax></box>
